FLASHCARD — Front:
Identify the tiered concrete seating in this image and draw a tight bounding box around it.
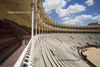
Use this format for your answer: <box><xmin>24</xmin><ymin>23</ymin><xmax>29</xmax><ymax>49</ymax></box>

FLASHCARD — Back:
<box><xmin>34</xmin><ymin>33</ymin><xmax>100</xmax><ymax>67</ymax></box>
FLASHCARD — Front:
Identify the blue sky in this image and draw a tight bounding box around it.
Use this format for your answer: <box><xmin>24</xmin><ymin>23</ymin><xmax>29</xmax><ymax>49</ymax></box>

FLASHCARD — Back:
<box><xmin>42</xmin><ymin>0</ymin><xmax>100</xmax><ymax>25</ymax></box>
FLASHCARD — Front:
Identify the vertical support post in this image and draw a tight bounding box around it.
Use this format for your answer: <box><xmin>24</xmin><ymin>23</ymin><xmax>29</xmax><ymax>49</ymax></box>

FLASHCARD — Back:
<box><xmin>51</xmin><ymin>28</ymin><xmax>52</xmax><ymax>34</ymax></box>
<box><xmin>36</xmin><ymin>20</ymin><xmax>37</xmax><ymax>35</ymax></box>
<box><xmin>42</xmin><ymin>25</ymin><xmax>44</xmax><ymax>34</ymax></box>
<box><xmin>30</xmin><ymin>1</ymin><xmax>34</xmax><ymax>67</ymax></box>
<box><xmin>35</xmin><ymin>0</ymin><xmax>38</xmax><ymax>35</ymax></box>
<box><xmin>31</xmin><ymin>1</ymin><xmax>34</xmax><ymax>38</ymax></box>
<box><xmin>39</xmin><ymin>22</ymin><xmax>40</xmax><ymax>34</ymax></box>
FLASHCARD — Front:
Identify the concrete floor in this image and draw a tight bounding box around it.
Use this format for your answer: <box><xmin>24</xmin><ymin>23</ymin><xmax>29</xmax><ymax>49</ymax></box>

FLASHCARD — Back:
<box><xmin>0</xmin><ymin>45</ymin><xmax>26</xmax><ymax>67</ymax></box>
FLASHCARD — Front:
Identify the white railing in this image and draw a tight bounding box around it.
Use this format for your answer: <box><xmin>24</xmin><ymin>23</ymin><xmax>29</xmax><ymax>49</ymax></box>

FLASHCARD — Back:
<box><xmin>14</xmin><ymin>38</ymin><xmax>34</xmax><ymax>67</ymax></box>
<box><xmin>14</xmin><ymin>35</ymin><xmax>41</xmax><ymax>67</ymax></box>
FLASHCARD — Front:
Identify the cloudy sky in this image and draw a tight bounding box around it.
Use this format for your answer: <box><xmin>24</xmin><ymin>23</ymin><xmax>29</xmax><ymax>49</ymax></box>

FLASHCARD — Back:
<box><xmin>42</xmin><ymin>0</ymin><xmax>100</xmax><ymax>25</ymax></box>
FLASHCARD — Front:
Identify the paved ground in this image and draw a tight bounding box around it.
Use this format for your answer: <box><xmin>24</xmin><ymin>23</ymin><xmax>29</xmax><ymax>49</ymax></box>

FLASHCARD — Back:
<box><xmin>0</xmin><ymin>44</ymin><xmax>26</xmax><ymax>67</ymax></box>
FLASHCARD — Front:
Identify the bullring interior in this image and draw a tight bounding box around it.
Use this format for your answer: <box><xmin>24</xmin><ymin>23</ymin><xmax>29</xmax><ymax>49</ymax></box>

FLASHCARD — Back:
<box><xmin>0</xmin><ymin>0</ymin><xmax>100</xmax><ymax>67</ymax></box>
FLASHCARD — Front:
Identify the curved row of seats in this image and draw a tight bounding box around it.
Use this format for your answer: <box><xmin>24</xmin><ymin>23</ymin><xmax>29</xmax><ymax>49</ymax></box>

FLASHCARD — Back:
<box><xmin>34</xmin><ymin>33</ymin><xmax>100</xmax><ymax>67</ymax></box>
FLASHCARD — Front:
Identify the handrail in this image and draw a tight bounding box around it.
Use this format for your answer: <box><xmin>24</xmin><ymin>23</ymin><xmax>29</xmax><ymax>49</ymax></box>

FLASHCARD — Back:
<box><xmin>14</xmin><ymin>38</ymin><xmax>32</xmax><ymax>67</ymax></box>
<box><xmin>13</xmin><ymin>35</ymin><xmax>40</xmax><ymax>67</ymax></box>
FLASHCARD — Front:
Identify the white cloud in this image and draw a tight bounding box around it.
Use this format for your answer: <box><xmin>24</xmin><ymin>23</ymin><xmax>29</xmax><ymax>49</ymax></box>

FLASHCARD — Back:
<box><xmin>75</xmin><ymin>15</ymin><xmax>92</xmax><ymax>21</ymax></box>
<box><xmin>43</xmin><ymin>0</ymin><xmax>67</xmax><ymax>13</ymax></box>
<box><xmin>56</xmin><ymin>3</ymin><xmax>86</xmax><ymax>17</ymax></box>
<box><xmin>63</xmin><ymin>19</ymin><xmax>81</xmax><ymax>25</ymax></box>
<box><xmin>43</xmin><ymin>0</ymin><xmax>86</xmax><ymax>17</ymax></box>
<box><xmin>63</xmin><ymin>14</ymin><xmax>100</xmax><ymax>25</ymax></box>
<box><xmin>85</xmin><ymin>0</ymin><xmax>94</xmax><ymax>6</ymax></box>
<box><xmin>62</xmin><ymin>17</ymin><xmax>70</xmax><ymax>21</ymax></box>
<box><xmin>43</xmin><ymin>0</ymin><xmax>98</xmax><ymax>25</ymax></box>
<box><xmin>93</xmin><ymin>14</ymin><xmax>100</xmax><ymax>21</ymax></box>
<box><xmin>63</xmin><ymin>15</ymin><xmax>92</xmax><ymax>24</ymax></box>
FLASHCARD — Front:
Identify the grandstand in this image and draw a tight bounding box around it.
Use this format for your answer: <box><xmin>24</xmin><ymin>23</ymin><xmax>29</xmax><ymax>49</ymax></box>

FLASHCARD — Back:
<box><xmin>0</xmin><ymin>0</ymin><xmax>100</xmax><ymax>67</ymax></box>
